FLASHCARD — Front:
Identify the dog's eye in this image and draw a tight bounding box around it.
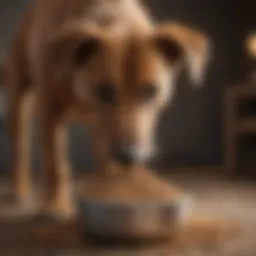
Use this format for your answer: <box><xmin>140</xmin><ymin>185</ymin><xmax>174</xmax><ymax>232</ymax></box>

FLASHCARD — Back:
<box><xmin>138</xmin><ymin>84</ymin><xmax>158</xmax><ymax>103</ymax></box>
<box><xmin>96</xmin><ymin>84</ymin><xmax>116</xmax><ymax>104</ymax></box>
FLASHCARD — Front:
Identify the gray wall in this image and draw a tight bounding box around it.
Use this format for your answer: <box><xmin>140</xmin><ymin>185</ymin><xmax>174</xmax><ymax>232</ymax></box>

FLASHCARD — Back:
<box><xmin>148</xmin><ymin>0</ymin><xmax>244</xmax><ymax>166</ymax></box>
<box><xmin>0</xmin><ymin>0</ymin><xmax>245</xmax><ymax>172</ymax></box>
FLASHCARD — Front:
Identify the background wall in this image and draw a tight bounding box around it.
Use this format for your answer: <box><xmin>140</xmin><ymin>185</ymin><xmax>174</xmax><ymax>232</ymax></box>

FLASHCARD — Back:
<box><xmin>0</xmin><ymin>0</ymin><xmax>250</xmax><ymax>172</ymax></box>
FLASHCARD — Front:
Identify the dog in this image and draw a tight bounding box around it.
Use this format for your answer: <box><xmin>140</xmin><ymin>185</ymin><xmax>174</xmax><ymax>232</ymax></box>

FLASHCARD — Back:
<box><xmin>5</xmin><ymin>0</ymin><xmax>210</xmax><ymax>219</ymax></box>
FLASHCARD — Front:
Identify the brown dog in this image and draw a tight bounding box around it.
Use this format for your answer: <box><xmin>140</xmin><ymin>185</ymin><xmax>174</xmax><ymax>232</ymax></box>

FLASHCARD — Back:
<box><xmin>5</xmin><ymin>0</ymin><xmax>209</xmax><ymax>219</ymax></box>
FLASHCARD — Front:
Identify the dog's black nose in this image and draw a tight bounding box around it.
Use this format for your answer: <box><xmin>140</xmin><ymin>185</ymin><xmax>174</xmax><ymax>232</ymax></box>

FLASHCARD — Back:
<box><xmin>113</xmin><ymin>145</ymin><xmax>137</xmax><ymax>166</ymax></box>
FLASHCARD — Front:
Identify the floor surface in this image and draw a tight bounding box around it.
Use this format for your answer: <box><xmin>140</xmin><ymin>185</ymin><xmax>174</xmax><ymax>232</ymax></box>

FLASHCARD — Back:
<box><xmin>0</xmin><ymin>170</ymin><xmax>255</xmax><ymax>256</ymax></box>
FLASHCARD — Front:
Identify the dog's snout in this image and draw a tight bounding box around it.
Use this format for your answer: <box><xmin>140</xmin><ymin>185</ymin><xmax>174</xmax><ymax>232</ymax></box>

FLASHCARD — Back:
<box><xmin>113</xmin><ymin>145</ymin><xmax>137</xmax><ymax>166</ymax></box>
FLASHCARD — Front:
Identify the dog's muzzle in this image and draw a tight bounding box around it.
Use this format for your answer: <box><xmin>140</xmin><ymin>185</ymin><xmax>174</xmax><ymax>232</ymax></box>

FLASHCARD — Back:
<box><xmin>112</xmin><ymin>145</ymin><xmax>138</xmax><ymax>166</ymax></box>
<box><xmin>112</xmin><ymin>144</ymin><xmax>154</xmax><ymax>166</ymax></box>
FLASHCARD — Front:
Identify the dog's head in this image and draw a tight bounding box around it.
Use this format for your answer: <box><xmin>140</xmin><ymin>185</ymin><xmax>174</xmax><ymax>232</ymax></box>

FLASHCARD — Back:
<box><xmin>48</xmin><ymin>22</ymin><xmax>210</xmax><ymax>167</ymax></box>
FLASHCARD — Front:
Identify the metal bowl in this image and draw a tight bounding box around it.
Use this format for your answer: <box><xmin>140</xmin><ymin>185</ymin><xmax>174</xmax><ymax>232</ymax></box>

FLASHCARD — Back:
<box><xmin>77</xmin><ymin>195</ymin><xmax>193</xmax><ymax>240</ymax></box>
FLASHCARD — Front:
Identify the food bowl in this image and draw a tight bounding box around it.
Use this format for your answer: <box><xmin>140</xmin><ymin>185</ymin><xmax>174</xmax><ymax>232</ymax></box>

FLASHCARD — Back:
<box><xmin>77</xmin><ymin>195</ymin><xmax>193</xmax><ymax>240</ymax></box>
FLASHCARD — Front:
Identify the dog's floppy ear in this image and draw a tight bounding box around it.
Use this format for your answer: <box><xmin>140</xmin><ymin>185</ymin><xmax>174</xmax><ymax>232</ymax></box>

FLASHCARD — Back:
<box><xmin>47</xmin><ymin>25</ymin><xmax>104</xmax><ymax>80</ymax></box>
<box><xmin>151</xmin><ymin>23</ymin><xmax>210</xmax><ymax>86</ymax></box>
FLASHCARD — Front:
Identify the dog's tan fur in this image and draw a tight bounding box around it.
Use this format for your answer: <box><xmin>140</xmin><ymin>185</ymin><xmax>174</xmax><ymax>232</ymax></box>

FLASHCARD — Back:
<box><xmin>5</xmin><ymin>0</ymin><xmax>241</xmax><ymax>248</ymax></box>
<box><xmin>5</xmin><ymin>0</ymin><xmax>211</xmax><ymax>220</ymax></box>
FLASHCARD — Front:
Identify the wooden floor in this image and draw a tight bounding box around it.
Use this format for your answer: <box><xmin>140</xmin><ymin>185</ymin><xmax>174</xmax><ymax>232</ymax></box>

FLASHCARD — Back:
<box><xmin>0</xmin><ymin>170</ymin><xmax>256</xmax><ymax>256</ymax></box>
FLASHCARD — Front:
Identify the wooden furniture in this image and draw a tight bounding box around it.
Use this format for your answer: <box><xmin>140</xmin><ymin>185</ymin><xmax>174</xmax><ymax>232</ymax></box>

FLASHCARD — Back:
<box><xmin>224</xmin><ymin>83</ymin><xmax>256</xmax><ymax>174</ymax></box>
<box><xmin>0</xmin><ymin>61</ymin><xmax>4</xmax><ymax>85</ymax></box>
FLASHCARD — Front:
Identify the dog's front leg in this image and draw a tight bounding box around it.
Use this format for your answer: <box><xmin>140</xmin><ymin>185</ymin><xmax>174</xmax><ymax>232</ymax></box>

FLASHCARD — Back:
<box><xmin>39</xmin><ymin>107</ymin><xmax>74</xmax><ymax>220</ymax></box>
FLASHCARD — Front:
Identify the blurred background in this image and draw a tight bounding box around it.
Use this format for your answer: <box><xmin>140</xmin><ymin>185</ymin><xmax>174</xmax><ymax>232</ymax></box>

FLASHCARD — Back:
<box><xmin>0</xmin><ymin>0</ymin><xmax>255</xmax><ymax>174</ymax></box>
<box><xmin>0</xmin><ymin>1</ymin><xmax>256</xmax><ymax>255</ymax></box>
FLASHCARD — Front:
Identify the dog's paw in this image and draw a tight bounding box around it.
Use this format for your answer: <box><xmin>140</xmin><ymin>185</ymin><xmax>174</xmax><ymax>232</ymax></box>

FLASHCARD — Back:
<box><xmin>37</xmin><ymin>197</ymin><xmax>76</xmax><ymax>222</ymax></box>
<box><xmin>2</xmin><ymin>188</ymin><xmax>36</xmax><ymax>212</ymax></box>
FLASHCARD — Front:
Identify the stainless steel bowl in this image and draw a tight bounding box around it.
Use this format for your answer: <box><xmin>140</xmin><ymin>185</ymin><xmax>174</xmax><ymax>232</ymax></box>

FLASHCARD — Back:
<box><xmin>77</xmin><ymin>196</ymin><xmax>193</xmax><ymax>240</ymax></box>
